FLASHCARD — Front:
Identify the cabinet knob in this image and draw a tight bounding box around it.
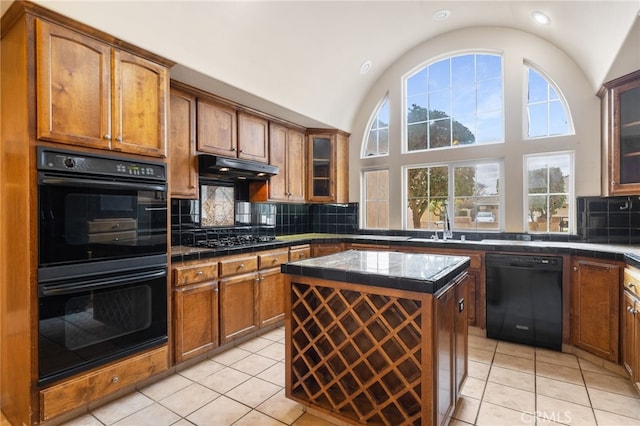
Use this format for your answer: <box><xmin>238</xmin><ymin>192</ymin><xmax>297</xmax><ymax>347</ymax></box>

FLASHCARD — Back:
<box><xmin>112</xmin><ymin>376</ymin><xmax>120</xmax><ymax>384</ymax></box>
<box><xmin>116</xmin><ymin>136</ymin><xmax>123</xmax><ymax>142</ymax></box>
<box><xmin>238</xmin><ymin>263</ymin><xmax>245</xmax><ymax>269</ymax></box>
<box><xmin>239</xmin><ymin>149</ymin><xmax>244</xmax><ymax>153</ymax></box>
<box><xmin>629</xmin><ymin>283</ymin><xmax>635</xmax><ymax>288</ymax></box>
<box><xmin>272</xmin><ymin>258</ymin><xmax>278</xmax><ymax>263</ymax></box>
<box><xmin>196</xmin><ymin>271</ymin><xmax>204</xmax><ymax>276</ymax></box>
<box><xmin>573</xmin><ymin>266</ymin><xmax>578</xmax><ymax>271</ymax></box>
<box><xmin>611</xmin><ymin>180</ymin><xmax>616</xmax><ymax>186</ymax></box>
<box><xmin>214</xmin><ymin>287</ymin><xmax>219</xmax><ymax>293</ymax></box>
<box><xmin>230</xmin><ymin>148</ymin><xmax>236</xmax><ymax>152</ymax></box>
<box><xmin>104</xmin><ymin>134</ymin><xmax>112</xmax><ymax>140</ymax></box>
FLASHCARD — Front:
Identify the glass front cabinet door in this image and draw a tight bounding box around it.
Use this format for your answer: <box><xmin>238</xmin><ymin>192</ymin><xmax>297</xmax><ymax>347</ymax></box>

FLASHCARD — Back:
<box><xmin>604</xmin><ymin>70</ymin><xmax>640</xmax><ymax>195</ymax></box>
<box><xmin>307</xmin><ymin>131</ymin><xmax>349</xmax><ymax>203</ymax></box>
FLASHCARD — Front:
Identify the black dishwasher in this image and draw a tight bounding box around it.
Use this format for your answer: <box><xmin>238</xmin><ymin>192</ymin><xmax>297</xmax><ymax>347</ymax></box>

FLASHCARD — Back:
<box><xmin>486</xmin><ymin>253</ymin><xmax>563</xmax><ymax>350</ymax></box>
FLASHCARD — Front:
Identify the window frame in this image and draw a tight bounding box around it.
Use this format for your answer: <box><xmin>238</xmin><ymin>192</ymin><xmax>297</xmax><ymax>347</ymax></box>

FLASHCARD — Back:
<box><xmin>361</xmin><ymin>94</ymin><xmax>390</xmax><ymax>159</ymax></box>
<box><xmin>523</xmin><ymin>151</ymin><xmax>575</xmax><ymax>234</ymax></box>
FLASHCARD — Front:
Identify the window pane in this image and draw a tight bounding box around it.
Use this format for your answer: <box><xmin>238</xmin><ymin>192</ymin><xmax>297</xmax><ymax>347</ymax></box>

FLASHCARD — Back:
<box><xmin>363</xmin><ymin>169</ymin><xmax>389</xmax><ymax>229</ymax></box>
<box><xmin>379</xmin><ymin>129</ymin><xmax>389</xmax><ymax>155</ymax></box>
<box><xmin>408</xmin><ymin>123</ymin><xmax>428</xmax><ymax>151</ymax></box>
<box><xmin>528</xmin><ymin>68</ymin><xmax>547</xmax><ymax>103</ymax></box>
<box><xmin>429</xmin><ymin>118</ymin><xmax>451</xmax><ymax>149</ymax></box>
<box><xmin>407</xmin><ymin>166</ymin><xmax>448</xmax><ymax>229</ymax></box>
<box><xmin>526</xmin><ymin>153</ymin><xmax>572</xmax><ymax>234</ymax></box>
<box><xmin>549</xmin><ymin>101</ymin><xmax>569</xmax><ymax>135</ymax></box>
<box><xmin>405</xmin><ymin>53</ymin><xmax>504</xmax><ymax>151</ymax></box>
<box><xmin>476</xmin><ymin>111</ymin><xmax>502</xmax><ymax>143</ymax></box>
<box><xmin>362</xmin><ymin>97</ymin><xmax>390</xmax><ymax>158</ymax></box>
<box><xmin>476</xmin><ymin>55</ymin><xmax>501</xmax><ymax>81</ymax></box>
<box><xmin>528</xmin><ymin>103</ymin><xmax>548</xmax><ymax>138</ymax></box>
<box><xmin>453</xmin><ymin>163</ymin><xmax>501</xmax><ymax>231</ymax></box>
<box><xmin>526</xmin><ymin>66</ymin><xmax>571</xmax><ymax>139</ymax></box>
<box><xmin>428</xmin><ymin>59</ymin><xmax>450</xmax><ymax>91</ymax></box>
<box><xmin>454</xmin><ymin>167</ymin><xmax>475</xmax><ymax>196</ymax></box>
<box><xmin>365</xmin><ymin>130</ymin><xmax>377</xmax><ymax>156</ymax></box>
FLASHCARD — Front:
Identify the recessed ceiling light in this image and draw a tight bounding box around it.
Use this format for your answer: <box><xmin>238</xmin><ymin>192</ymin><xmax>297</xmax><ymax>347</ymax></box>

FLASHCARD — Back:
<box><xmin>360</xmin><ymin>60</ymin><xmax>372</xmax><ymax>75</ymax></box>
<box><xmin>532</xmin><ymin>11</ymin><xmax>551</xmax><ymax>25</ymax></box>
<box><xmin>432</xmin><ymin>9</ymin><xmax>450</xmax><ymax>21</ymax></box>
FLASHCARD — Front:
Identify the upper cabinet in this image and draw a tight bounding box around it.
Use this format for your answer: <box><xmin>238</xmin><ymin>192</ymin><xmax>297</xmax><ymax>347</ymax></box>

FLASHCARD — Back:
<box><xmin>196</xmin><ymin>99</ymin><xmax>237</xmax><ymax>156</ymax></box>
<box><xmin>604</xmin><ymin>70</ymin><xmax>640</xmax><ymax>195</ymax></box>
<box><xmin>196</xmin><ymin>100</ymin><xmax>269</xmax><ymax>163</ymax></box>
<box><xmin>169</xmin><ymin>89</ymin><xmax>198</xmax><ymax>198</ymax></box>
<box><xmin>269</xmin><ymin>123</ymin><xmax>306</xmax><ymax>202</ymax></box>
<box><xmin>307</xmin><ymin>130</ymin><xmax>349</xmax><ymax>203</ymax></box>
<box><xmin>36</xmin><ymin>19</ymin><xmax>168</xmax><ymax>157</ymax></box>
<box><xmin>237</xmin><ymin>112</ymin><xmax>269</xmax><ymax>163</ymax></box>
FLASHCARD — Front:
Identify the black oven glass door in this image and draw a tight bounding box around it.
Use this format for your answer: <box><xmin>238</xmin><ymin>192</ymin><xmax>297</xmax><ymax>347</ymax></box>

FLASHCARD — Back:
<box><xmin>38</xmin><ymin>268</ymin><xmax>168</xmax><ymax>386</ymax></box>
<box><xmin>39</xmin><ymin>176</ymin><xmax>167</xmax><ymax>267</ymax></box>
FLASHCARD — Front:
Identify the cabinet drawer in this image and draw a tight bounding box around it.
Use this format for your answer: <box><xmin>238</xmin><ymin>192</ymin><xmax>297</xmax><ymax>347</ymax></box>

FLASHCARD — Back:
<box><xmin>219</xmin><ymin>255</ymin><xmax>258</xmax><ymax>277</ymax></box>
<box><xmin>258</xmin><ymin>249</ymin><xmax>289</xmax><ymax>269</ymax></box>
<box><xmin>174</xmin><ymin>262</ymin><xmax>218</xmax><ymax>286</ymax></box>
<box><xmin>624</xmin><ymin>267</ymin><xmax>640</xmax><ymax>298</ymax></box>
<box><xmin>40</xmin><ymin>346</ymin><xmax>168</xmax><ymax>421</ymax></box>
<box><xmin>289</xmin><ymin>245</ymin><xmax>311</xmax><ymax>261</ymax></box>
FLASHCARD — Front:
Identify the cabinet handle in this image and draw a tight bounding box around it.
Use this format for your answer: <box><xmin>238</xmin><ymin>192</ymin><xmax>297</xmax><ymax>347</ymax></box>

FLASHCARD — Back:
<box><xmin>629</xmin><ymin>283</ymin><xmax>635</xmax><ymax>288</ymax></box>
<box><xmin>112</xmin><ymin>376</ymin><xmax>120</xmax><ymax>384</ymax></box>
<box><xmin>196</xmin><ymin>271</ymin><xmax>204</xmax><ymax>276</ymax></box>
<box><xmin>104</xmin><ymin>134</ymin><xmax>112</xmax><ymax>140</ymax></box>
<box><xmin>237</xmin><ymin>263</ymin><xmax>245</xmax><ymax>269</ymax></box>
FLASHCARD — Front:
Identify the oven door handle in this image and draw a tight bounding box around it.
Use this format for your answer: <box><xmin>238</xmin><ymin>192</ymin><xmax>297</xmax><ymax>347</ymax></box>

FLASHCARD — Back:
<box><xmin>39</xmin><ymin>175</ymin><xmax>167</xmax><ymax>192</ymax></box>
<box><xmin>39</xmin><ymin>269</ymin><xmax>167</xmax><ymax>297</ymax></box>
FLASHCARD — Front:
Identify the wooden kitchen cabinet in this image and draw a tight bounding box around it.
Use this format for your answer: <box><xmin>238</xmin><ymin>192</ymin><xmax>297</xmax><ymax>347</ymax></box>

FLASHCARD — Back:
<box><xmin>435</xmin><ymin>281</ymin><xmax>456</xmax><ymax>426</ymax></box>
<box><xmin>173</xmin><ymin>261</ymin><xmax>219</xmax><ymax>362</ymax></box>
<box><xmin>237</xmin><ymin>112</ymin><xmax>269</xmax><ymax>163</ymax></box>
<box><xmin>169</xmin><ymin>88</ymin><xmax>198</xmax><ymax>198</ymax></box>
<box><xmin>622</xmin><ymin>267</ymin><xmax>640</xmax><ymax>391</ymax></box>
<box><xmin>570</xmin><ymin>257</ymin><xmax>621</xmax><ymax>362</ymax></box>
<box><xmin>197</xmin><ymin>98</ymin><xmax>238</xmax><ymax>156</ymax></box>
<box><xmin>36</xmin><ymin>19</ymin><xmax>168</xmax><ymax>157</ymax></box>
<box><xmin>269</xmin><ymin>123</ymin><xmax>306</xmax><ymax>201</ymax></box>
<box><xmin>40</xmin><ymin>346</ymin><xmax>168</xmax><ymax>422</ymax></box>
<box><xmin>312</xmin><ymin>243</ymin><xmax>345</xmax><ymax>257</ymax></box>
<box><xmin>289</xmin><ymin>244</ymin><xmax>311</xmax><ymax>261</ymax></box>
<box><xmin>307</xmin><ymin>130</ymin><xmax>349</xmax><ymax>203</ymax></box>
<box><xmin>455</xmin><ymin>275</ymin><xmax>469</xmax><ymax>397</ymax></box>
<box><xmin>603</xmin><ymin>70</ymin><xmax>640</xmax><ymax>195</ymax></box>
<box><xmin>220</xmin><ymin>272</ymin><xmax>258</xmax><ymax>343</ymax></box>
<box><xmin>257</xmin><ymin>248</ymin><xmax>289</xmax><ymax>328</ymax></box>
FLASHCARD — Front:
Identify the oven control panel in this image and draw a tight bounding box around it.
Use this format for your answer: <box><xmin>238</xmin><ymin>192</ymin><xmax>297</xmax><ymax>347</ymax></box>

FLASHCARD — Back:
<box><xmin>37</xmin><ymin>147</ymin><xmax>166</xmax><ymax>181</ymax></box>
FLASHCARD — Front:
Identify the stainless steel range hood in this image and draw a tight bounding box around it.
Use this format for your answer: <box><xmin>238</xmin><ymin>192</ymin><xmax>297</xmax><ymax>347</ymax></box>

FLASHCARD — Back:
<box><xmin>198</xmin><ymin>155</ymin><xmax>279</xmax><ymax>181</ymax></box>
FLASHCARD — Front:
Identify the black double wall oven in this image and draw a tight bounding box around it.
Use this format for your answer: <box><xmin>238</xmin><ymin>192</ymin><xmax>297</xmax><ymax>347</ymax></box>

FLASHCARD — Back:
<box><xmin>37</xmin><ymin>147</ymin><xmax>168</xmax><ymax>386</ymax></box>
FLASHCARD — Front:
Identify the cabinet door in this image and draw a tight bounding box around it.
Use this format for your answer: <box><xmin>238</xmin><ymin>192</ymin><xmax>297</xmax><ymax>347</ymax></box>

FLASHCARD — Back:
<box><xmin>268</xmin><ymin>123</ymin><xmax>288</xmax><ymax>201</ymax></box>
<box><xmin>607</xmin><ymin>72</ymin><xmax>640</xmax><ymax>195</ymax></box>
<box><xmin>220</xmin><ymin>272</ymin><xmax>258</xmax><ymax>343</ymax></box>
<box><xmin>36</xmin><ymin>19</ymin><xmax>111</xmax><ymax>149</ymax></box>
<box><xmin>237</xmin><ymin>112</ymin><xmax>268</xmax><ymax>163</ymax></box>
<box><xmin>622</xmin><ymin>291</ymin><xmax>637</xmax><ymax>380</ymax></box>
<box><xmin>435</xmin><ymin>283</ymin><xmax>455</xmax><ymax>426</ymax></box>
<box><xmin>455</xmin><ymin>275</ymin><xmax>469</xmax><ymax>397</ymax></box>
<box><xmin>197</xmin><ymin>99</ymin><xmax>237</xmax><ymax>156</ymax></box>
<box><xmin>174</xmin><ymin>281</ymin><xmax>219</xmax><ymax>363</ymax></box>
<box><xmin>169</xmin><ymin>89</ymin><xmax>197</xmax><ymax>198</ymax></box>
<box><xmin>570</xmin><ymin>258</ymin><xmax>620</xmax><ymax>362</ymax></box>
<box><xmin>113</xmin><ymin>50</ymin><xmax>168</xmax><ymax>157</ymax></box>
<box><xmin>258</xmin><ymin>267</ymin><xmax>285</xmax><ymax>328</ymax></box>
<box><xmin>287</xmin><ymin>129</ymin><xmax>306</xmax><ymax>201</ymax></box>
<box><xmin>308</xmin><ymin>134</ymin><xmax>334</xmax><ymax>202</ymax></box>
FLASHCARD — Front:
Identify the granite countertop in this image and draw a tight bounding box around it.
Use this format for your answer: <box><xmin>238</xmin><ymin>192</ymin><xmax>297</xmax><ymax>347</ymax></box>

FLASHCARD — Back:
<box><xmin>171</xmin><ymin>233</ymin><xmax>640</xmax><ymax>268</ymax></box>
<box><xmin>280</xmin><ymin>249</ymin><xmax>471</xmax><ymax>294</ymax></box>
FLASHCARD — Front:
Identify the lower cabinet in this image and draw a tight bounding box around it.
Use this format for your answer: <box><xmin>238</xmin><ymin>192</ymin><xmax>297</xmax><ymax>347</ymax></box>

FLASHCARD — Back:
<box><xmin>570</xmin><ymin>257</ymin><xmax>621</xmax><ymax>362</ymax></box>
<box><xmin>40</xmin><ymin>346</ymin><xmax>168</xmax><ymax>422</ymax></box>
<box><xmin>312</xmin><ymin>243</ymin><xmax>344</xmax><ymax>257</ymax></box>
<box><xmin>434</xmin><ymin>272</ymin><xmax>468</xmax><ymax>426</ymax></box>
<box><xmin>623</xmin><ymin>267</ymin><xmax>640</xmax><ymax>391</ymax></box>
<box><xmin>174</xmin><ymin>281</ymin><xmax>219</xmax><ymax>363</ymax></box>
<box><xmin>220</xmin><ymin>272</ymin><xmax>259</xmax><ymax>343</ymax></box>
<box><xmin>258</xmin><ymin>267</ymin><xmax>286</xmax><ymax>328</ymax></box>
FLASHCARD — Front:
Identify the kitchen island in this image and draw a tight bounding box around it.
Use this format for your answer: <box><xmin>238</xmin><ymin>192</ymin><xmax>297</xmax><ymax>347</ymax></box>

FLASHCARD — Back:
<box><xmin>281</xmin><ymin>250</ymin><xmax>471</xmax><ymax>426</ymax></box>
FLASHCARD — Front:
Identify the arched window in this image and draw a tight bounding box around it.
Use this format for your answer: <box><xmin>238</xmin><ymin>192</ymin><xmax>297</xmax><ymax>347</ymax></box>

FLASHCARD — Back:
<box><xmin>526</xmin><ymin>65</ymin><xmax>572</xmax><ymax>138</ymax></box>
<box><xmin>362</xmin><ymin>96</ymin><xmax>389</xmax><ymax>158</ymax></box>
<box><xmin>405</xmin><ymin>53</ymin><xmax>503</xmax><ymax>151</ymax></box>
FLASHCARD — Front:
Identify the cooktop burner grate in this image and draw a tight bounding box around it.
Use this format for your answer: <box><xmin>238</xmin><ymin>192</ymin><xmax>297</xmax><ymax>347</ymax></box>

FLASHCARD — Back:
<box><xmin>195</xmin><ymin>235</ymin><xmax>276</xmax><ymax>249</ymax></box>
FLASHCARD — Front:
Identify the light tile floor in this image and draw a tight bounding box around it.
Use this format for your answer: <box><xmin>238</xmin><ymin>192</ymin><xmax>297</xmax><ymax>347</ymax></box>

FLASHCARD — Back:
<box><xmin>52</xmin><ymin>327</ymin><xmax>640</xmax><ymax>426</ymax></box>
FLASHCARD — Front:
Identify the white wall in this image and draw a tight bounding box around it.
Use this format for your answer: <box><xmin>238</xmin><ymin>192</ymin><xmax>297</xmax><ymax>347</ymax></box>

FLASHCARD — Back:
<box><xmin>349</xmin><ymin>26</ymin><xmax>601</xmax><ymax>232</ymax></box>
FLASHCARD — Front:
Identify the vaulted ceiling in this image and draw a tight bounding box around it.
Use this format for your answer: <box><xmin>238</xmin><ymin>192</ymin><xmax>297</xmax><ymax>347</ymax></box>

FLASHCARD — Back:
<box><xmin>3</xmin><ymin>1</ymin><xmax>639</xmax><ymax>131</ymax></box>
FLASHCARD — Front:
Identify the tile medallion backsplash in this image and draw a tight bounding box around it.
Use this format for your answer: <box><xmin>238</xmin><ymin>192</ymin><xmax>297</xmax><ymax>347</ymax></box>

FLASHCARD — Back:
<box><xmin>200</xmin><ymin>184</ymin><xmax>234</xmax><ymax>227</ymax></box>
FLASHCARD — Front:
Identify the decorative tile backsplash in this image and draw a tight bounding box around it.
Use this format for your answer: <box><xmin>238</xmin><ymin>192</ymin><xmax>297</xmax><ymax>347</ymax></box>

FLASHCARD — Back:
<box><xmin>171</xmin><ymin>200</ymin><xmax>360</xmax><ymax>246</ymax></box>
<box><xmin>577</xmin><ymin>195</ymin><xmax>640</xmax><ymax>244</ymax></box>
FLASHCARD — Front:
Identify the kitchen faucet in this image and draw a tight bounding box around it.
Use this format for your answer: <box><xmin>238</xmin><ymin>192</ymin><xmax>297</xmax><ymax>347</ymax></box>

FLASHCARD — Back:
<box><xmin>442</xmin><ymin>201</ymin><xmax>452</xmax><ymax>240</ymax></box>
